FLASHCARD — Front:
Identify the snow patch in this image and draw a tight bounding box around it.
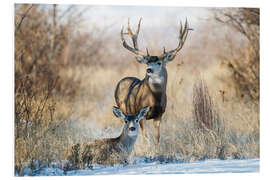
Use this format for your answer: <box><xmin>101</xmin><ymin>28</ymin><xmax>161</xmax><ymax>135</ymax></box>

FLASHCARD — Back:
<box><xmin>26</xmin><ymin>158</ymin><xmax>259</xmax><ymax>176</ymax></box>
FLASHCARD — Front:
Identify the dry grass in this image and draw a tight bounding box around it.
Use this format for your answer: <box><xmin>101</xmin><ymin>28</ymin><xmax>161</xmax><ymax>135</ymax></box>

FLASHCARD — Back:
<box><xmin>56</xmin><ymin>64</ymin><xmax>259</xmax><ymax>164</ymax></box>
<box><xmin>15</xmin><ymin>63</ymin><xmax>260</xmax><ymax>174</ymax></box>
<box><xmin>14</xmin><ymin>4</ymin><xmax>259</xmax><ymax>175</ymax></box>
<box><xmin>130</xmin><ymin>67</ymin><xmax>259</xmax><ymax>162</ymax></box>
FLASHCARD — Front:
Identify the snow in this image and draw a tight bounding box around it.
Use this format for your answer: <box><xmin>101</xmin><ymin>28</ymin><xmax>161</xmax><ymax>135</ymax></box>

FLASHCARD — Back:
<box><xmin>28</xmin><ymin>158</ymin><xmax>259</xmax><ymax>176</ymax></box>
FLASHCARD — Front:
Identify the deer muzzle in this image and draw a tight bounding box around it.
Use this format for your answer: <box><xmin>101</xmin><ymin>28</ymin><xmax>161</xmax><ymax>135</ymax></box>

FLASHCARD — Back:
<box><xmin>129</xmin><ymin>127</ymin><xmax>136</xmax><ymax>131</ymax></box>
<box><xmin>147</xmin><ymin>68</ymin><xmax>153</xmax><ymax>73</ymax></box>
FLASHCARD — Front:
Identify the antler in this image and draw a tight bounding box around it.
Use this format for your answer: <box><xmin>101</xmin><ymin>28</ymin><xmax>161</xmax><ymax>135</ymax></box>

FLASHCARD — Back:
<box><xmin>121</xmin><ymin>18</ymin><xmax>149</xmax><ymax>57</ymax></box>
<box><xmin>160</xmin><ymin>19</ymin><xmax>192</xmax><ymax>61</ymax></box>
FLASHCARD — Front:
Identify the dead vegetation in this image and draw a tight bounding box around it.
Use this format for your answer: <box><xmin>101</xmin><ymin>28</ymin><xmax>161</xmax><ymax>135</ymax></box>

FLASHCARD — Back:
<box><xmin>214</xmin><ymin>8</ymin><xmax>259</xmax><ymax>102</ymax></box>
<box><xmin>14</xmin><ymin>4</ymin><xmax>107</xmax><ymax>175</ymax></box>
<box><xmin>14</xmin><ymin>4</ymin><xmax>259</xmax><ymax>175</ymax></box>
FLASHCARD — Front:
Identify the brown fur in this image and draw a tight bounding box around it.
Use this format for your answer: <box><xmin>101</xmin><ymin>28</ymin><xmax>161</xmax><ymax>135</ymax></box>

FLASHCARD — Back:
<box><xmin>115</xmin><ymin>76</ymin><xmax>166</xmax><ymax>120</ymax></box>
<box><xmin>114</xmin><ymin>73</ymin><xmax>167</xmax><ymax>143</ymax></box>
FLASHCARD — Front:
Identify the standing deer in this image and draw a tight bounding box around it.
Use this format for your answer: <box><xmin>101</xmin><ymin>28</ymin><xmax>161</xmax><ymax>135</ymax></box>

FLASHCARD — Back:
<box><xmin>115</xmin><ymin>18</ymin><xmax>191</xmax><ymax>143</ymax></box>
<box><xmin>66</xmin><ymin>106</ymin><xmax>150</xmax><ymax>169</ymax></box>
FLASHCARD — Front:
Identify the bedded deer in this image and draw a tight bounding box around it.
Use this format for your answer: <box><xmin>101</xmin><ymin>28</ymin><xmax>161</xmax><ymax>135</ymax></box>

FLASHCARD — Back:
<box><xmin>115</xmin><ymin>18</ymin><xmax>191</xmax><ymax>143</ymax></box>
<box><xmin>66</xmin><ymin>106</ymin><xmax>150</xmax><ymax>169</ymax></box>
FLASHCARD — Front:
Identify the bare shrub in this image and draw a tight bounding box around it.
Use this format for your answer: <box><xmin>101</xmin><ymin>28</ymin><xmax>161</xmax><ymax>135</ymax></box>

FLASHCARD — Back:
<box><xmin>15</xmin><ymin>4</ymin><xmax>101</xmax><ymax>175</ymax></box>
<box><xmin>14</xmin><ymin>75</ymin><xmax>58</xmax><ymax>175</ymax></box>
<box><xmin>15</xmin><ymin>4</ymin><xmax>81</xmax><ymax>98</ymax></box>
<box><xmin>191</xmin><ymin>79</ymin><xmax>222</xmax><ymax>158</ymax></box>
<box><xmin>214</xmin><ymin>8</ymin><xmax>259</xmax><ymax>102</ymax></box>
<box><xmin>193</xmin><ymin>79</ymin><xmax>220</xmax><ymax>131</ymax></box>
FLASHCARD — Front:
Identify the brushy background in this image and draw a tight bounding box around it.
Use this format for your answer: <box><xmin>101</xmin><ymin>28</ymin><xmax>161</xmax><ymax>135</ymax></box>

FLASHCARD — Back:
<box><xmin>14</xmin><ymin>4</ymin><xmax>259</xmax><ymax>175</ymax></box>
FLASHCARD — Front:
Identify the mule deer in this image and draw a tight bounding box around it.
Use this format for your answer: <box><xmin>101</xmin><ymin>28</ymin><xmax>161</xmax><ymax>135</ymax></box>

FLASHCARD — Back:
<box><xmin>66</xmin><ymin>106</ymin><xmax>150</xmax><ymax>169</ymax></box>
<box><xmin>115</xmin><ymin>18</ymin><xmax>191</xmax><ymax>143</ymax></box>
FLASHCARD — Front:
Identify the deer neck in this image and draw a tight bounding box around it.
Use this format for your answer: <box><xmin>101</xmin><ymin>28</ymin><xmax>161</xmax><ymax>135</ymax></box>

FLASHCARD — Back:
<box><xmin>118</xmin><ymin>130</ymin><xmax>137</xmax><ymax>154</ymax></box>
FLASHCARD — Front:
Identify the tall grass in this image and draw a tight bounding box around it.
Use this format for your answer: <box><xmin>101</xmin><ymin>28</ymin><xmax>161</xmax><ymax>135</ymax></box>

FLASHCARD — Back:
<box><xmin>131</xmin><ymin>77</ymin><xmax>259</xmax><ymax>162</ymax></box>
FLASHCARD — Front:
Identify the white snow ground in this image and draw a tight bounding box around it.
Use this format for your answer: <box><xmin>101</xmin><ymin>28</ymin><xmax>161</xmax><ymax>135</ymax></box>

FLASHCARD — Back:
<box><xmin>29</xmin><ymin>158</ymin><xmax>259</xmax><ymax>176</ymax></box>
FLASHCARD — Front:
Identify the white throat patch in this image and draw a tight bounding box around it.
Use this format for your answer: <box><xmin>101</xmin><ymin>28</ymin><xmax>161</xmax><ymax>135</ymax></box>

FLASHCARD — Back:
<box><xmin>150</xmin><ymin>76</ymin><xmax>164</xmax><ymax>84</ymax></box>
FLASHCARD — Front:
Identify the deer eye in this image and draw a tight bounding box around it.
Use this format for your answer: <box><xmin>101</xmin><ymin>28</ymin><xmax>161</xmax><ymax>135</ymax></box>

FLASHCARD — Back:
<box><xmin>125</xmin><ymin>120</ymin><xmax>128</xmax><ymax>123</ymax></box>
<box><xmin>135</xmin><ymin>119</ymin><xmax>139</xmax><ymax>123</ymax></box>
<box><xmin>157</xmin><ymin>62</ymin><xmax>161</xmax><ymax>65</ymax></box>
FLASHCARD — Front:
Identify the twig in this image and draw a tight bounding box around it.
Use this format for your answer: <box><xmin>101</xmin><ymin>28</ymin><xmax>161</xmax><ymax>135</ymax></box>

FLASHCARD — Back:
<box><xmin>15</xmin><ymin>4</ymin><xmax>34</xmax><ymax>33</ymax></box>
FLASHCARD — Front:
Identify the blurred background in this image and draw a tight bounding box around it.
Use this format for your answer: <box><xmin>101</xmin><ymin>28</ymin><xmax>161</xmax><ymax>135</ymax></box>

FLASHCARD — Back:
<box><xmin>14</xmin><ymin>4</ymin><xmax>259</xmax><ymax>175</ymax></box>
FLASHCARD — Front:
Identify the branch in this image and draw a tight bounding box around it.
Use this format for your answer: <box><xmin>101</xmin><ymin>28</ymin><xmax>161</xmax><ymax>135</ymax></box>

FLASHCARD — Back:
<box><xmin>15</xmin><ymin>4</ymin><xmax>34</xmax><ymax>33</ymax></box>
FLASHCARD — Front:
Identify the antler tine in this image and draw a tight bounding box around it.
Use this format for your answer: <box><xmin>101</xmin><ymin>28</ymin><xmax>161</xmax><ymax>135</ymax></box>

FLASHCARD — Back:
<box><xmin>120</xmin><ymin>19</ymin><xmax>148</xmax><ymax>57</ymax></box>
<box><xmin>158</xmin><ymin>19</ymin><xmax>191</xmax><ymax>60</ymax></box>
<box><xmin>136</xmin><ymin>18</ymin><xmax>142</xmax><ymax>35</ymax></box>
<box><xmin>179</xmin><ymin>21</ymin><xmax>183</xmax><ymax>38</ymax></box>
<box><xmin>170</xmin><ymin>19</ymin><xmax>190</xmax><ymax>54</ymax></box>
<box><xmin>177</xmin><ymin>19</ymin><xmax>188</xmax><ymax>47</ymax></box>
<box><xmin>127</xmin><ymin>18</ymin><xmax>133</xmax><ymax>36</ymax></box>
<box><xmin>121</xmin><ymin>26</ymin><xmax>125</xmax><ymax>41</ymax></box>
<box><xmin>181</xmin><ymin>19</ymin><xmax>189</xmax><ymax>43</ymax></box>
<box><xmin>146</xmin><ymin>48</ymin><xmax>150</xmax><ymax>56</ymax></box>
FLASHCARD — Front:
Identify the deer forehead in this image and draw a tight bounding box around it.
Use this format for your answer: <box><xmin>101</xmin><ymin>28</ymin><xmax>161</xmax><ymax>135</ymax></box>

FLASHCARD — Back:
<box><xmin>146</xmin><ymin>56</ymin><xmax>159</xmax><ymax>62</ymax></box>
<box><xmin>125</xmin><ymin>114</ymin><xmax>138</xmax><ymax>121</ymax></box>
<box><xmin>146</xmin><ymin>56</ymin><xmax>166</xmax><ymax>63</ymax></box>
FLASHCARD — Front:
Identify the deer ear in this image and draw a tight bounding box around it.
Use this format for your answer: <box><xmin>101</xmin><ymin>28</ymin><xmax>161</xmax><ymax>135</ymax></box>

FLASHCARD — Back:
<box><xmin>112</xmin><ymin>106</ymin><xmax>126</xmax><ymax>120</ymax></box>
<box><xmin>137</xmin><ymin>106</ymin><xmax>150</xmax><ymax>121</ymax></box>
<box><xmin>164</xmin><ymin>53</ymin><xmax>176</xmax><ymax>63</ymax></box>
<box><xmin>135</xmin><ymin>55</ymin><xmax>148</xmax><ymax>64</ymax></box>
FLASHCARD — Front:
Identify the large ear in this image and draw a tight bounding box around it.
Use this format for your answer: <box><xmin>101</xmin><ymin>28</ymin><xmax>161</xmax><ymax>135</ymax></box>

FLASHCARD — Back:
<box><xmin>164</xmin><ymin>52</ymin><xmax>176</xmax><ymax>63</ymax></box>
<box><xmin>137</xmin><ymin>106</ymin><xmax>150</xmax><ymax>121</ymax></box>
<box><xmin>112</xmin><ymin>106</ymin><xmax>126</xmax><ymax>120</ymax></box>
<box><xmin>135</xmin><ymin>55</ymin><xmax>148</xmax><ymax>64</ymax></box>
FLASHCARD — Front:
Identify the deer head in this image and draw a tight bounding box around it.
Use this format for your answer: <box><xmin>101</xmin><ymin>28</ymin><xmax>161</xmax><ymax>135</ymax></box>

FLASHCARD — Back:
<box><xmin>112</xmin><ymin>106</ymin><xmax>150</xmax><ymax>137</ymax></box>
<box><xmin>121</xmin><ymin>18</ymin><xmax>191</xmax><ymax>79</ymax></box>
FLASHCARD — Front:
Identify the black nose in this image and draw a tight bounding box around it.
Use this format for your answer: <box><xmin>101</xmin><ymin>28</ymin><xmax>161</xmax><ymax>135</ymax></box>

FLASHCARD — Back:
<box><xmin>147</xmin><ymin>68</ymin><xmax>153</xmax><ymax>73</ymax></box>
<box><xmin>129</xmin><ymin>127</ymin><xmax>136</xmax><ymax>131</ymax></box>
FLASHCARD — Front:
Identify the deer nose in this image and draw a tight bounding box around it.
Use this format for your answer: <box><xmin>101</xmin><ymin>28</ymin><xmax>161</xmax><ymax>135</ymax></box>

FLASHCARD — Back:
<box><xmin>129</xmin><ymin>127</ymin><xmax>136</xmax><ymax>131</ymax></box>
<box><xmin>147</xmin><ymin>68</ymin><xmax>153</xmax><ymax>73</ymax></box>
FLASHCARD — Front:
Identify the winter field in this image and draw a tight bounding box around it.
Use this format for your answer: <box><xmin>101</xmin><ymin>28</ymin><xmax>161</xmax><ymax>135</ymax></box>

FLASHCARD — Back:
<box><xmin>14</xmin><ymin>5</ymin><xmax>260</xmax><ymax>177</ymax></box>
<box><xmin>21</xmin><ymin>158</ymin><xmax>259</xmax><ymax>176</ymax></box>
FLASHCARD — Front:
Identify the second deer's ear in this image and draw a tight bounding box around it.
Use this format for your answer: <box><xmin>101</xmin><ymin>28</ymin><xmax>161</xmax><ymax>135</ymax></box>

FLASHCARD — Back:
<box><xmin>135</xmin><ymin>55</ymin><xmax>148</xmax><ymax>64</ymax></box>
<box><xmin>137</xmin><ymin>106</ymin><xmax>150</xmax><ymax>121</ymax></box>
<box><xmin>112</xmin><ymin>106</ymin><xmax>126</xmax><ymax>120</ymax></box>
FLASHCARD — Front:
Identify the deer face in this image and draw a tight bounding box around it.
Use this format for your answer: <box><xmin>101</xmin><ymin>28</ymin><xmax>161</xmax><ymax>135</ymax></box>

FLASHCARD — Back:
<box><xmin>112</xmin><ymin>106</ymin><xmax>150</xmax><ymax>136</ymax></box>
<box><xmin>135</xmin><ymin>55</ymin><xmax>169</xmax><ymax>84</ymax></box>
<box><xmin>143</xmin><ymin>56</ymin><xmax>164</xmax><ymax>77</ymax></box>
